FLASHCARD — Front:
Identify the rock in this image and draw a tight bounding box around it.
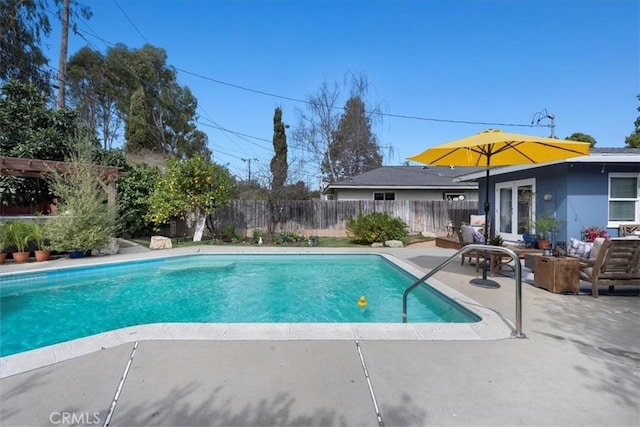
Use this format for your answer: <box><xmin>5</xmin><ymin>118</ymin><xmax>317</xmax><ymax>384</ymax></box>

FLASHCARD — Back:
<box><xmin>421</xmin><ymin>231</ymin><xmax>437</xmax><ymax>238</ymax></box>
<box><xmin>371</xmin><ymin>242</ymin><xmax>384</xmax><ymax>248</ymax></box>
<box><xmin>150</xmin><ymin>236</ymin><xmax>173</xmax><ymax>250</ymax></box>
<box><xmin>384</xmin><ymin>240</ymin><xmax>404</xmax><ymax>248</ymax></box>
<box><xmin>101</xmin><ymin>238</ymin><xmax>120</xmax><ymax>255</ymax></box>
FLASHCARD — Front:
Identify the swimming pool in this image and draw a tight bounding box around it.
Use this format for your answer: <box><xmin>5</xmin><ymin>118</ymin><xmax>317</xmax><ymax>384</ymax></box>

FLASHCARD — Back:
<box><xmin>0</xmin><ymin>253</ymin><xmax>481</xmax><ymax>356</ymax></box>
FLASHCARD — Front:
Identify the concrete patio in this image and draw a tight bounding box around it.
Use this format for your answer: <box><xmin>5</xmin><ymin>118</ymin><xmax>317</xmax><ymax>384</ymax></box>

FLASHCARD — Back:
<box><xmin>1</xmin><ymin>242</ymin><xmax>638</xmax><ymax>426</ymax></box>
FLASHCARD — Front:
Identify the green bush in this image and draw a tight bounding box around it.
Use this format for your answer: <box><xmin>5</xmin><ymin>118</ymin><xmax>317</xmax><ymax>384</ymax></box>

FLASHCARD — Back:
<box><xmin>117</xmin><ymin>163</ymin><xmax>160</xmax><ymax>238</ymax></box>
<box><xmin>272</xmin><ymin>231</ymin><xmax>300</xmax><ymax>244</ymax></box>
<box><xmin>346</xmin><ymin>212</ymin><xmax>408</xmax><ymax>244</ymax></box>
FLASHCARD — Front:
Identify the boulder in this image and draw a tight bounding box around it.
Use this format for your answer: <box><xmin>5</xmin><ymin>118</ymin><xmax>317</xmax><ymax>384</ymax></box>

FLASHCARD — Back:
<box><xmin>150</xmin><ymin>236</ymin><xmax>173</xmax><ymax>250</ymax></box>
<box><xmin>384</xmin><ymin>240</ymin><xmax>404</xmax><ymax>248</ymax></box>
<box><xmin>371</xmin><ymin>242</ymin><xmax>384</xmax><ymax>248</ymax></box>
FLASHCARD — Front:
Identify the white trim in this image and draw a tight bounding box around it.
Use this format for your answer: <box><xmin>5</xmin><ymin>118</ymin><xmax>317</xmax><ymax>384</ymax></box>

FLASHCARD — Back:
<box><xmin>495</xmin><ymin>179</ymin><xmax>536</xmax><ymax>242</ymax></box>
<box><xmin>607</xmin><ymin>172</ymin><xmax>640</xmax><ymax>226</ymax></box>
<box><xmin>455</xmin><ymin>154</ymin><xmax>640</xmax><ymax>182</ymax></box>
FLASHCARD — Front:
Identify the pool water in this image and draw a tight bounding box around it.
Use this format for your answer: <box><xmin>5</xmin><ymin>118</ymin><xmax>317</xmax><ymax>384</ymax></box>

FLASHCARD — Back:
<box><xmin>0</xmin><ymin>254</ymin><xmax>480</xmax><ymax>356</ymax></box>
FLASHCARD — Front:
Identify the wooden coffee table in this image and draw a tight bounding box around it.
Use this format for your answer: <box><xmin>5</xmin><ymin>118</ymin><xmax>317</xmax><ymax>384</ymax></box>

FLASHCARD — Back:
<box><xmin>533</xmin><ymin>255</ymin><xmax>580</xmax><ymax>294</ymax></box>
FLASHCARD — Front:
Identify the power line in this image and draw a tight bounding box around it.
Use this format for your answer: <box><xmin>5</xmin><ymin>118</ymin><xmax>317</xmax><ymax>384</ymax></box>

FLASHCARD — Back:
<box><xmin>176</xmin><ymin>67</ymin><xmax>540</xmax><ymax>128</ymax></box>
<box><xmin>111</xmin><ymin>0</ymin><xmax>149</xmax><ymax>44</ymax></box>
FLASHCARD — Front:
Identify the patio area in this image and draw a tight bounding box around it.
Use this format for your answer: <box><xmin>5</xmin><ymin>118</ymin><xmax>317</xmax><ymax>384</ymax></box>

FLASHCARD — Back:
<box><xmin>1</xmin><ymin>242</ymin><xmax>638</xmax><ymax>426</ymax></box>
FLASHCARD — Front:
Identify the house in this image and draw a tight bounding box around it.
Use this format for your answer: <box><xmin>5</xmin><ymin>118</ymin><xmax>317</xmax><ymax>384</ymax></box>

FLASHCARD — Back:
<box><xmin>322</xmin><ymin>166</ymin><xmax>483</xmax><ymax>201</ymax></box>
<box><xmin>455</xmin><ymin>147</ymin><xmax>640</xmax><ymax>243</ymax></box>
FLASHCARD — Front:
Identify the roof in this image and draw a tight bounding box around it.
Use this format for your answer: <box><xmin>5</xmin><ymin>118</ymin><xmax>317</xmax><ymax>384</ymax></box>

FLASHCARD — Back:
<box><xmin>323</xmin><ymin>166</ymin><xmax>484</xmax><ymax>193</ymax></box>
<box><xmin>454</xmin><ymin>147</ymin><xmax>640</xmax><ymax>182</ymax></box>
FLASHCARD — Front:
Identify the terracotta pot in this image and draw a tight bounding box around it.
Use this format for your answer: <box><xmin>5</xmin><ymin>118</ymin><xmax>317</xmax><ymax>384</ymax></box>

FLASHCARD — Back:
<box><xmin>0</xmin><ymin>253</ymin><xmax>6</xmax><ymax>265</ymax></box>
<box><xmin>12</xmin><ymin>251</ymin><xmax>31</xmax><ymax>263</ymax></box>
<box><xmin>537</xmin><ymin>239</ymin><xmax>551</xmax><ymax>249</ymax></box>
<box><xmin>35</xmin><ymin>250</ymin><xmax>50</xmax><ymax>262</ymax></box>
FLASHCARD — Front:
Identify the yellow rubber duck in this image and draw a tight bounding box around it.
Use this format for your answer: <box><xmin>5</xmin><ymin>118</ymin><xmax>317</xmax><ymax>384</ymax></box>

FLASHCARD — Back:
<box><xmin>357</xmin><ymin>296</ymin><xmax>367</xmax><ymax>308</ymax></box>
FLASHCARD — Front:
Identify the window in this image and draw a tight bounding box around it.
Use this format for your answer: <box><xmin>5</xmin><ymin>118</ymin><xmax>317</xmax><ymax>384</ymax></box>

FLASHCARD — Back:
<box><xmin>374</xmin><ymin>192</ymin><xmax>395</xmax><ymax>200</ymax></box>
<box><xmin>609</xmin><ymin>173</ymin><xmax>639</xmax><ymax>223</ymax></box>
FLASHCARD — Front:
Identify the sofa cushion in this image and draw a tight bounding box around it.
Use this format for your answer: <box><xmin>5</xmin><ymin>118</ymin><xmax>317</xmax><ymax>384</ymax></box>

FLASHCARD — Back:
<box><xmin>568</xmin><ymin>237</ymin><xmax>593</xmax><ymax>259</ymax></box>
<box><xmin>588</xmin><ymin>237</ymin><xmax>606</xmax><ymax>260</ymax></box>
<box><xmin>461</xmin><ymin>225</ymin><xmax>475</xmax><ymax>244</ymax></box>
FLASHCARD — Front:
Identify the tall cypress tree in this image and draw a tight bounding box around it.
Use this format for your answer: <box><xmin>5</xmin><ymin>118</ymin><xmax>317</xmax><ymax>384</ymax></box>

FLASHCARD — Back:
<box><xmin>270</xmin><ymin>107</ymin><xmax>288</xmax><ymax>190</ymax></box>
<box><xmin>124</xmin><ymin>87</ymin><xmax>151</xmax><ymax>153</ymax></box>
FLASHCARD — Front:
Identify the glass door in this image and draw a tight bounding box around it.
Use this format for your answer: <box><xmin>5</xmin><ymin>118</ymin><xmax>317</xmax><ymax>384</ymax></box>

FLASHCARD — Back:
<box><xmin>495</xmin><ymin>179</ymin><xmax>535</xmax><ymax>242</ymax></box>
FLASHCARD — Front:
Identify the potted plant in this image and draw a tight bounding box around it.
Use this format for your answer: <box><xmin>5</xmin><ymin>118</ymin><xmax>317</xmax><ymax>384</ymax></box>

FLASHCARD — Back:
<box><xmin>532</xmin><ymin>214</ymin><xmax>561</xmax><ymax>249</ymax></box>
<box><xmin>29</xmin><ymin>220</ymin><xmax>51</xmax><ymax>262</ymax></box>
<box><xmin>4</xmin><ymin>220</ymin><xmax>33</xmax><ymax>263</ymax></box>
<box><xmin>488</xmin><ymin>235</ymin><xmax>504</xmax><ymax>246</ymax></box>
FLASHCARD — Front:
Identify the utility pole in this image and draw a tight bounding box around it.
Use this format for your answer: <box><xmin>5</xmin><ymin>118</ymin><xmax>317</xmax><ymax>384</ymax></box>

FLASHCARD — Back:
<box><xmin>532</xmin><ymin>109</ymin><xmax>556</xmax><ymax>138</ymax></box>
<box><xmin>242</xmin><ymin>158</ymin><xmax>258</xmax><ymax>183</ymax></box>
<box><xmin>56</xmin><ymin>0</ymin><xmax>70</xmax><ymax>109</ymax></box>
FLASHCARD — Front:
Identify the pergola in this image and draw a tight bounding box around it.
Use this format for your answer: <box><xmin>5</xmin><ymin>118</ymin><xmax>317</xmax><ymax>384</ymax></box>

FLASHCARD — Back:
<box><xmin>0</xmin><ymin>156</ymin><xmax>124</xmax><ymax>208</ymax></box>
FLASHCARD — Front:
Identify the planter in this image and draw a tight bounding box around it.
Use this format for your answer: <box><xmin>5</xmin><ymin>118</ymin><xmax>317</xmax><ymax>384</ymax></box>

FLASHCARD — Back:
<box><xmin>11</xmin><ymin>251</ymin><xmax>31</xmax><ymax>263</ymax></box>
<box><xmin>0</xmin><ymin>253</ymin><xmax>6</xmax><ymax>265</ymax></box>
<box><xmin>537</xmin><ymin>239</ymin><xmax>551</xmax><ymax>249</ymax></box>
<box><xmin>34</xmin><ymin>249</ymin><xmax>51</xmax><ymax>262</ymax></box>
<box><xmin>68</xmin><ymin>250</ymin><xmax>86</xmax><ymax>259</ymax></box>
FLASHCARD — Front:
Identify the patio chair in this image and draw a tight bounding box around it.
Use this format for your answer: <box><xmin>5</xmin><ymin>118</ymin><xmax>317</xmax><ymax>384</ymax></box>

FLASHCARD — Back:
<box><xmin>457</xmin><ymin>224</ymin><xmax>484</xmax><ymax>271</ymax></box>
<box><xmin>576</xmin><ymin>238</ymin><xmax>640</xmax><ymax>297</ymax></box>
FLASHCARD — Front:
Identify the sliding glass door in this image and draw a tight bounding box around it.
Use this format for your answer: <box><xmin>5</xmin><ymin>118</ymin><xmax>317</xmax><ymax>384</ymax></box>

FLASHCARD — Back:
<box><xmin>495</xmin><ymin>179</ymin><xmax>535</xmax><ymax>242</ymax></box>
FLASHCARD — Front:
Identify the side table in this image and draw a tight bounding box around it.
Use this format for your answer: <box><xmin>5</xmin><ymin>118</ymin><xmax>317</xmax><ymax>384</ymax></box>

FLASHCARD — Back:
<box><xmin>533</xmin><ymin>256</ymin><xmax>580</xmax><ymax>294</ymax></box>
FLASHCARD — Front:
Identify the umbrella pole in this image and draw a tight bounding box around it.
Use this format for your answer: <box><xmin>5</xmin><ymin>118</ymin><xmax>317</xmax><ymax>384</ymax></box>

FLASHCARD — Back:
<box><xmin>470</xmin><ymin>164</ymin><xmax>500</xmax><ymax>289</ymax></box>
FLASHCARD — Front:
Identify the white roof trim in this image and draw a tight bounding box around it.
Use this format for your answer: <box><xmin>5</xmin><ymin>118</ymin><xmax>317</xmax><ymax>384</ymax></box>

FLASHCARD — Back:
<box><xmin>455</xmin><ymin>154</ymin><xmax>640</xmax><ymax>182</ymax></box>
<box><xmin>325</xmin><ymin>185</ymin><xmax>478</xmax><ymax>190</ymax></box>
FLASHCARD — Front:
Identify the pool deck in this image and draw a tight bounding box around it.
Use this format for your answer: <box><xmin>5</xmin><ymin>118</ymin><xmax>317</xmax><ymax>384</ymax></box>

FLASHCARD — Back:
<box><xmin>1</xmin><ymin>242</ymin><xmax>639</xmax><ymax>426</ymax></box>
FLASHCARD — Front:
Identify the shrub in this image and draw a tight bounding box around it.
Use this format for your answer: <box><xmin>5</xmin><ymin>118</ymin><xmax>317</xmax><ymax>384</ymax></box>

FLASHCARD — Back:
<box><xmin>117</xmin><ymin>163</ymin><xmax>160</xmax><ymax>238</ymax></box>
<box><xmin>272</xmin><ymin>231</ymin><xmax>299</xmax><ymax>244</ymax></box>
<box><xmin>45</xmin><ymin>139</ymin><xmax>116</xmax><ymax>252</ymax></box>
<box><xmin>346</xmin><ymin>212</ymin><xmax>408</xmax><ymax>244</ymax></box>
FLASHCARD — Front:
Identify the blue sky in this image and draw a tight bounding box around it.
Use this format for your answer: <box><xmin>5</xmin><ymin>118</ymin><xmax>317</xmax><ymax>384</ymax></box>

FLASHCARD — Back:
<box><xmin>43</xmin><ymin>0</ymin><xmax>639</xmax><ymax>185</ymax></box>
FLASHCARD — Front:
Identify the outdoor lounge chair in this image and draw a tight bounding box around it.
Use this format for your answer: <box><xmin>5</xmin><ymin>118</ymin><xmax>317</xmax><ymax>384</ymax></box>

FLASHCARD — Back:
<box><xmin>457</xmin><ymin>224</ymin><xmax>484</xmax><ymax>271</ymax></box>
<box><xmin>576</xmin><ymin>238</ymin><xmax>640</xmax><ymax>297</ymax></box>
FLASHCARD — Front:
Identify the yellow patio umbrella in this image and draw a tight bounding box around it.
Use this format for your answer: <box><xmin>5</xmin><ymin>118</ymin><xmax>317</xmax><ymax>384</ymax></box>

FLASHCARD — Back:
<box><xmin>408</xmin><ymin>129</ymin><xmax>590</xmax><ymax>286</ymax></box>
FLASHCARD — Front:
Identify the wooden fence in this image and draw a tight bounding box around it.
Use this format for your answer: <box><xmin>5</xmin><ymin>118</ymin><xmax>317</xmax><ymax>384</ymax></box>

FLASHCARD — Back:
<box><xmin>212</xmin><ymin>200</ymin><xmax>479</xmax><ymax>237</ymax></box>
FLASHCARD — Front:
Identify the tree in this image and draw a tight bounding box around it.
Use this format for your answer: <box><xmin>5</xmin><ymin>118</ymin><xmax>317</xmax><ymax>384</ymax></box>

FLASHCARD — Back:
<box><xmin>270</xmin><ymin>107</ymin><xmax>288</xmax><ymax>191</ymax></box>
<box><xmin>293</xmin><ymin>72</ymin><xmax>383</xmax><ymax>183</ymax></box>
<box><xmin>625</xmin><ymin>94</ymin><xmax>640</xmax><ymax>148</ymax></box>
<box><xmin>67</xmin><ymin>47</ymin><xmax>122</xmax><ymax>149</ymax></box>
<box><xmin>124</xmin><ymin>87</ymin><xmax>153</xmax><ymax>153</ymax></box>
<box><xmin>0</xmin><ymin>0</ymin><xmax>91</xmax><ymax>94</ymax></box>
<box><xmin>147</xmin><ymin>156</ymin><xmax>236</xmax><ymax>241</ymax></box>
<box><xmin>0</xmin><ymin>0</ymin><xmax>52</xmax><ymax>93</ymax></box>
<box><xmin>0</xmin><ymin>79</ymin><xmax>83</xmax><ymax>205</ymax></box>
<box><xmin>267</xmin><ymin>107</ymin><xmax>290</xmax><ymax>235</ymax></box>
<box><xmin>69</xmin><ymin>43</ymin><xmax>210</xmax><ymax>158</ymax></box>
<box><xmin>323</xmin><ymin>96</ymin><xmax>382</xmax><ymax>180</ymax></box>
<box><xmin>565</xmin><ymin>132</ymin><xmax>597</xmax><ymax>147</ymax></box>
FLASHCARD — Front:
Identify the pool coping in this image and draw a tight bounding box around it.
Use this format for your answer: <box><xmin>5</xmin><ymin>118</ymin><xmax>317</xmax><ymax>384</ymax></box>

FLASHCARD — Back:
<box><xmin>0</xmin><ymin>247</ymin><xmax>515</xmax><ymax>378</ymax></box>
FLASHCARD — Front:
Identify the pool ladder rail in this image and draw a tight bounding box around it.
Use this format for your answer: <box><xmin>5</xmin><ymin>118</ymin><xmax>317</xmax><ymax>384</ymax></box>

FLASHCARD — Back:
<box><xmin>402</xmin><ymin>244</ymin><xmax>526</xmax><ymax>338</ymax></box>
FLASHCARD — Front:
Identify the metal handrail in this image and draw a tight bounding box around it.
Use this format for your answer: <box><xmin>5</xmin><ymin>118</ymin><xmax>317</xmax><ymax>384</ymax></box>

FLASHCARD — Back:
<box><xmin>402</xmin><ymin>244</ymin><xmax>525</xmax><ymax>338</ymax></box>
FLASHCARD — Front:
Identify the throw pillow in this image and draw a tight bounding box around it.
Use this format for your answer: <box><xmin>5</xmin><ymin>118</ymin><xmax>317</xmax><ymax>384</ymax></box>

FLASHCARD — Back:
<box><xmin>472</xmin><ymin>228</ymin><xmax>486</xmax><ymax>243</ymax></box>
<box><xmin>461</xmin><ymin>225</ymin><xmax>475</xmax><ymax>244</ymax></box>
<box><xmin>568</xmin><ymin>237</ymin><xmax>593</xmax><ymax>258</ymax></box>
